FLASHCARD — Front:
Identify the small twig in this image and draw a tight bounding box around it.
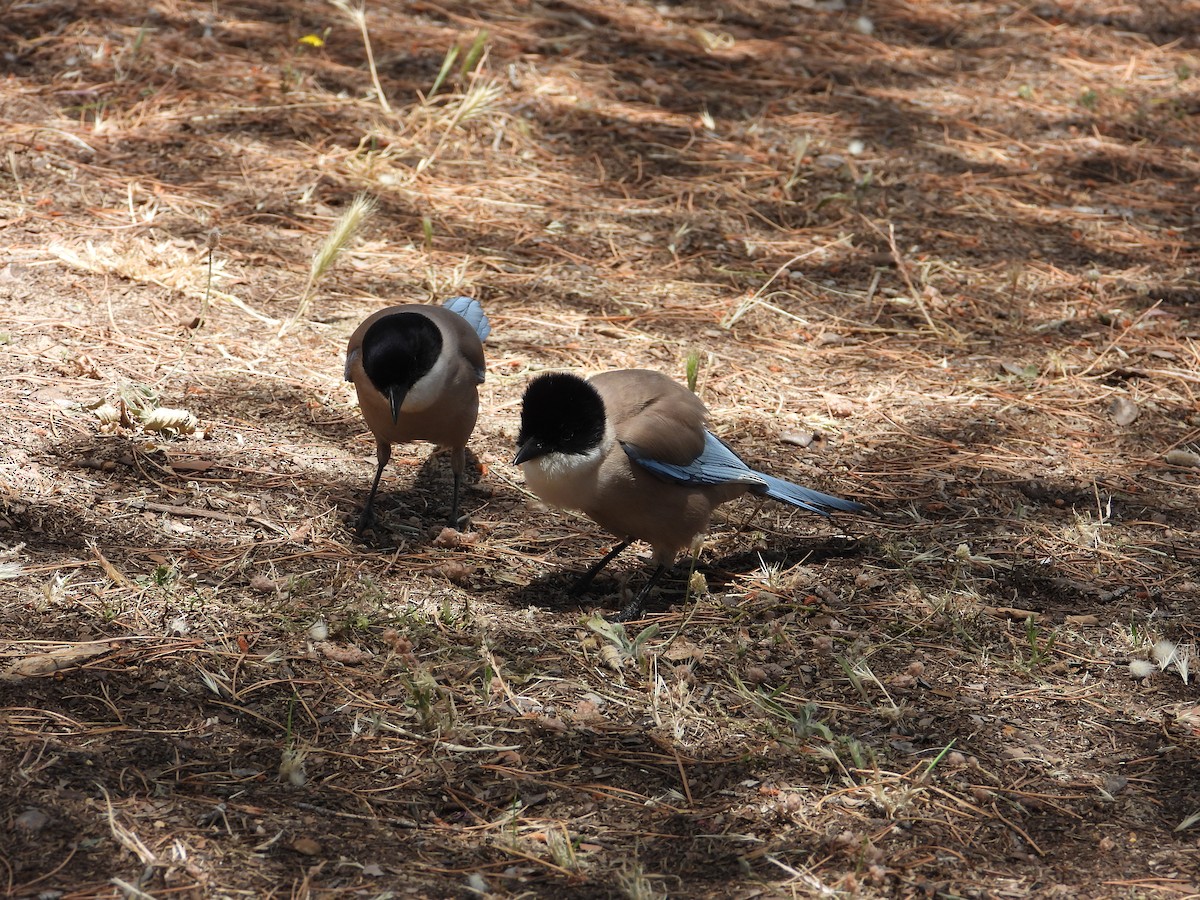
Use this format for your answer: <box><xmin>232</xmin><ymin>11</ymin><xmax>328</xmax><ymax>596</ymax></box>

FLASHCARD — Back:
<box><xmin>880</xmin><ymin>221</ymin><xmax>948</xmax><ymax>339</ymax></box>
<box><xmin>125</xmin><ymin>500</ymin><xmax>248</xmax><ymax>524</ymax></box>
<box><xmin>294</xmin><ymin>801</ymin><xmax>418</xmax><ymax>828</ymax></box>
<box><xmin>89</xmin><ymin>541</ymin><xmax>136</xmax><ymax>591</ymax></box>
<box><xmin>199</xmin><ymin>227</ymin><xmax>219</xmax><ymax>328</ymax></box>
<box><xmin>10</xmin><ymin>844</ymin><xmax>78</xmax><ymax>896</ymax></box>
<box><xmin>7</xmin><ymin>149</ymin><xmax>25</xmax><ymax>204</ymax></box>
<box><xmin>1076</xmin><ymin>299</ymin><xmax>1163</xmax><ymax>377</ymax></box>
<box><xmin>111</xmin><ymin>879</ymin><xmax>156</xmax><ymax>900</ymax></box>
<box><xmin>990</xmin><ymin>802</ymin><xmax>1046</xmax><ymax>857</ymax></box>
<box><xmin>98</xmin><ymin>783</ymin><xmax>158</xmax><ymax>866</ymax></box>
<box><xmin>670</xmin><ymin>742</ymin><xmax>694</xmax><ymax>807</ymax></box>
<box><xmin>722</xmin><ymin>238</ymin><xmax>852</xmax><ymax>328</ymax></box>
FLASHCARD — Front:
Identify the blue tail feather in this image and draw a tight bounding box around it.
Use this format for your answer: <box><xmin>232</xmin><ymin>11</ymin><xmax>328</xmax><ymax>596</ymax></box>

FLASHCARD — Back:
<box><xmin>442</xmin><ymin>295</ymin><xmax>491</xmax><ymax>342</ymax></box>
<box><xmin>624</xmin><ymin>430</ymin><xmax>865</xmax><ymax>516</ymax></box>
<box><xmin>756</xmin><ymin>473</ymin><xmax>866</xmax><ymax>516</ymax></box>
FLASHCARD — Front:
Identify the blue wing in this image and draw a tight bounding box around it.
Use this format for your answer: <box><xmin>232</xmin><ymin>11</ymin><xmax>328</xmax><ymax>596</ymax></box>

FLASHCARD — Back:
<box><xmin>623</xmin><ymin>430</ymin><xmax>865</xmax><ymax>516</ymax></box>
<box><xmin>442</xmin><ymin>295</ymin><xmax>491</xmax><ymax>342</ymax></box>
<box><xmin>623</xmin><ymin>431</ymin><xmax>758</xmax><ymax>488</ymax></box>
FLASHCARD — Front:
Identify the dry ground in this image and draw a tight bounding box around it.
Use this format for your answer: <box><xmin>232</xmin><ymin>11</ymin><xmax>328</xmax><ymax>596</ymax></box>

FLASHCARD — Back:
<box><xmin>2</xmin><ymin>0</ymin><xmax>1200</xmax><ymax>897</ymax></box>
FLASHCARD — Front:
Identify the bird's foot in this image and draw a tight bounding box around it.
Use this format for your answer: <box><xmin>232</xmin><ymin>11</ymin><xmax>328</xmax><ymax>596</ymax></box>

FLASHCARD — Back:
<box><xmin>608</xmin><ymin>564</ymin><xmax>666</xmax><ymax>622</ymax></box>
<box><xmin>610</xmin><ymin>599</ymin><xmax>646</xmax><ymax>623</ymax></box>
<box><xmin>569</xmin><ymin>573</ymin><xmax>598</xmax><ymax>597</ymax></box>
<box><xmin>354</xmin><ymin>507</ymin><xmax>421</xmax><ymax>545</ymax></box>
<box><xmin>353</xmin><ymin>507</ymin><xmax>375</xmax><ymax>537</ymax></box>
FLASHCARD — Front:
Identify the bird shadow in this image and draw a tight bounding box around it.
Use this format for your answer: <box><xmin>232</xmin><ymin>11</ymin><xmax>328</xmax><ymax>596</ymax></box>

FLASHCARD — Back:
<box><xmin>347</xmin><ymin>447</ymin><xmax>485</xmax><ymax>547</ymax></box>
<box><xmin>503</xmin><ymin>535</ymin><xmax>871</xmax><ymax>617</ymax></box>
<box><xmin>503</xmin><ymin>569</ymin><xmax>598</xmax><ymax>614</ymax></box>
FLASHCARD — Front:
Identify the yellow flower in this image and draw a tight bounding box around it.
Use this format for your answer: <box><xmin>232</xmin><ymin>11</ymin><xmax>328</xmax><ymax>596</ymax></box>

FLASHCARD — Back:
<box><xmin>298</xmin><ymin>34</ymin><xmax>325</xmax><ymax>48</ymax></box>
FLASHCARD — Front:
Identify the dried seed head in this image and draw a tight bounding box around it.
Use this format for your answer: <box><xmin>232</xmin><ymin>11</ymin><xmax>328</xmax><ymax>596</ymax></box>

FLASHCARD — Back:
<box><xmin>1153</xmin><ymin>639</ymin><xmax>1178</xmax><ymax>670</ymax></box>
<box><xmin>139</xmin><ymin>407</ymin><xmax>198</xmax><ymax>435</ymax></box>
<box><xmin>279</xmin><ymin>748</ymin><xmax>308</xmax><ymax>786</ymax></box>
<box><xmin>1129</xmin><ymin>659</ymin><xmax>1156</xmax><ymax>679</ymax></box>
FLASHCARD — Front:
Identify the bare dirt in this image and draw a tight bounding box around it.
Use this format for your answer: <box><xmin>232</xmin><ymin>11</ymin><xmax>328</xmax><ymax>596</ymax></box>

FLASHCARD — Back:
<box><xmin>2</xmin><ymin>0</ymin><xmax>1199</xmax><ymax>897</ymax></box>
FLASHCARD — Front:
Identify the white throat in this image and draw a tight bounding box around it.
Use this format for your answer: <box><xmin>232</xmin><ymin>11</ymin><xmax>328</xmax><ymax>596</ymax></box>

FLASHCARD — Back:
<box><xmin>520</xmin><ymin>443</ymin><xmax>606</xmax><ymax>512</ymax></box>
<box><xmin>400</xmin><ymin>348</ymin><xmax>453</xmax><ymax>413</ymax></box>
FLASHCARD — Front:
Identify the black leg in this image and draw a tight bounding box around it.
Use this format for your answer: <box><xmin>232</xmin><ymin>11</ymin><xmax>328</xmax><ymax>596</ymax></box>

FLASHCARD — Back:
<box><xmin>611</xmin><ymin>563</ymin><xmax>668</xmax><ymax>623</ymax></box>
<box><xmin>448</xmin><ymin>468</ymin><xmax>464</xmax><ymax>529</ymax></box>
<box><xmin>571</xmin><ymin>539</ymin><xmax>632</xmax><ymax>595</ymax></box>
<box><xmin>447</xmin><ymin>446</ymin><xmax>468</xmax><ymax>530</ymax></box>
<box><xmin>355</xmin><ymin>445</ymin><xmax>390</xmax><ymax>535</ymax></box>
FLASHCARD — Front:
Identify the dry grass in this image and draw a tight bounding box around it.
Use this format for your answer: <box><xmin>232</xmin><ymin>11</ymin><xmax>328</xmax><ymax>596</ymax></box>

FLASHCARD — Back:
<box><xmin>1</xmin><ymin>0</ymin><xmax>1199</xmax><ymax>896</ymax></box>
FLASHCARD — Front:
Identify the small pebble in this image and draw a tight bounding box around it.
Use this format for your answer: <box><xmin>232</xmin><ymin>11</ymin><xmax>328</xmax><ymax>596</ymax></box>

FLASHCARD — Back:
<box><xmin>15</xmin><ymin>808</ymin><xmax>50</xmax><ymax>833</ymax></box>
<box><xmin>781</xmin><ymin>431</ymin><xmax>814</xmax><ymax>448</ymax></box>
<box><xmin>291</xmin><ymin>836</ymin><xmax>322</xmax><ymax>856</ymax></box>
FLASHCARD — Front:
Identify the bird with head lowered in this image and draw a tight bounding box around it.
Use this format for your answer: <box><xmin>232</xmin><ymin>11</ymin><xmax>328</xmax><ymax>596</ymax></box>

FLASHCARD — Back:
<box><xmin>514</xmin><ymin>368</ymin><xmax>866</xmax><ymax>620</ymax></box>
<box><xmin>345</xmin><ymin>296</ymin><xmax>490</xmax><ymax>534</ymax></box>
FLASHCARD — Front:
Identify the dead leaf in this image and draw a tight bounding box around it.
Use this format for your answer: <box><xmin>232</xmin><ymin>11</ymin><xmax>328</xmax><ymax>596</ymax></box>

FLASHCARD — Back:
<box><xmin>169</xmin><ymin>457</ymin><xmax>216</xmax><ymax>473</ymax></box>
<box><xmin>823</xmin><ymin>394</ymin><xmax>855</xmax><ymax>417</ymax></box>
<box><xmin>573</xmin><ymin>699</ymin><xmax>605</xmax><ymax>723</ymax></box>
<box><xmin>249</xmin><ymin>574</ymin><xmax>279</xmax><ymax>593</ymax></box>
<box><xmin>535</xmin><ymin>714</ymin><xmax>569</xmax><ymax>732</ymax></box>
<box><xmin>664</xmin><ymin>639</ymin><xmax>705</xmax><ymax>663</ymax></box>
<box><xmin>381</xmin><ymin>629</ymin><xmax>414</xmax><ymax>655</ymax></box>
<box><xmin>813</xmin><ymin>331</ymin><xmax>848</xmax><ymax>346</ymax></box>
<box><xmin>317</xmin><ymin>643</ymin><xmax>373</xmax><ymax>665</ymax></box>
<box><xmin>437</xmin><ymin>561</ymin><xmax>474</xmax><ymax>583</ymax></box>
<box><xmin>433</xmin><ymin>527</ymin><xmax>478</xmax><ymax>548</ymax></box>
<box><xmin>139</xmin><ymin>407</ymin><xmax>197</xmax><ymax>435</ymax></box>
<box><xmin>744</xmin><ymin>666</ymin><xmax>769</xmax><ymax>684</ymax></box>
<box><xmin>983</xmin><ymin>605</ymin><xmax>1042</xmax><ymax>622</ymax></box>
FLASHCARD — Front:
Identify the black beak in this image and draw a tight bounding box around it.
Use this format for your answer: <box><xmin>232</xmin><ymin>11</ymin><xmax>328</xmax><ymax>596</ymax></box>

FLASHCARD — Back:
<box><xmin>387</xmin><ymin>385</ymin><xmax>407</xmax><ymax>424</ymax></box>
<box><xmin>513</xmin><ymin>438</ymin><xmax>545</xmax><ymax>466</ymax></box>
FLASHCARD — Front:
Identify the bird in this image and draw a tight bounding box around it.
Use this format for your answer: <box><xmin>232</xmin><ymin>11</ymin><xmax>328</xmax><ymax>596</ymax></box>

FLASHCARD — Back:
<box><xmin>513</xmin><ymin>369</ymin><xmax>865</xmax><ymax>621</ymax></box>
<box><xmin>344</xmin><ymin>296</ymin><xmax>490</xmax><ymax>534</ymax></box>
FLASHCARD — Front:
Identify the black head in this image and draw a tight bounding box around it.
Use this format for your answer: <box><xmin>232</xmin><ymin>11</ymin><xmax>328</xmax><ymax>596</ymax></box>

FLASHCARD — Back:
<box><xmin>361</xmin><ymin>312</ymin><xmax>443</xmax><ymax>421</ymax></box>
<box><xmin>514</xmin><ymin>372</ymin><xmax>606</xmax><ymax>465</ymax></box>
